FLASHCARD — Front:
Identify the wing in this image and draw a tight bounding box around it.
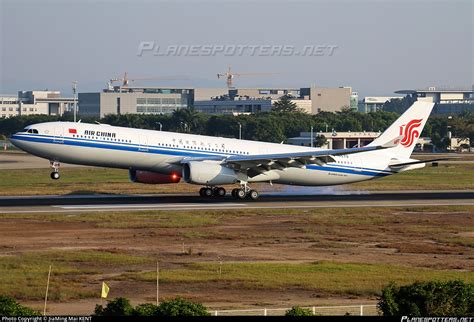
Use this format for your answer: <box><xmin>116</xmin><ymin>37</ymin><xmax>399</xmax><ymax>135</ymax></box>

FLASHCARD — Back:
<box><xmin>223</xmin><ymin>142</ymin><xmax>396</xmax><ymax>177</ymax></box>
<box><xmin>181</xmin><ymin>136</ymin><xmax>401</xmax><ymax>178</ymax></box>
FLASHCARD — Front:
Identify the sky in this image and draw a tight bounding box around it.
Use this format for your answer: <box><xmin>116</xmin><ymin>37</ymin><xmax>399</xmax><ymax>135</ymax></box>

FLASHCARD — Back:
<box><xmin>1</xmin><ymin>0</ymin><xmax>472</xmax><ymax>98</ymax></box>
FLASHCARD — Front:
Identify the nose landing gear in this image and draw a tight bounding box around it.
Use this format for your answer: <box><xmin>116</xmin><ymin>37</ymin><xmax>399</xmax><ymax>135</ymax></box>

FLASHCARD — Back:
<box><xmin>50</xmin><ymin>161</ymin><xmax>60</xmax><ymax>180</ymax></box>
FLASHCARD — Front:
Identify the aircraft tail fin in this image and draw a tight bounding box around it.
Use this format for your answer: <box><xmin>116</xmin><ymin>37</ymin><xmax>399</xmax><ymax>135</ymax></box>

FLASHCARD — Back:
<box><xmin>368</xmin><ymin>100</ymin><xmax>435</xmax><ymax>159</ymax></box>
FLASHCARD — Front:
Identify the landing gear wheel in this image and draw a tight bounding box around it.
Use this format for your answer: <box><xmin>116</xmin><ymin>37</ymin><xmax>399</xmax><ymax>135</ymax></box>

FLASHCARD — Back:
<box><xmin>231</xmin><ymin>188</ymin><xmax>238</xmax><ymax>198</ymax></box>
<box><xmin>50</xmin><ymin>172</ymin><xmax>60</xmax><ymax>180</ymax></box>
<box><xmin>203</xmin><ymin>187</ymin><xmax>213</xmax><ymax>198</ymax></box>
<box><xmin>199</xmin><ymin>187</ymin><xmax>206</xmax><ymax>197</ymax></box>
<box><xmin>214</xmin><ymin>187</ymin><xmax>226</xmax><ymax>197</ymax></box>
<box><xmin>247</xmin><ymin>189</ymin><xmax>259</xmax><ymax>200</ymax></box>
<box><xmin>235</xmin><ymin>189</ymin><xmax>246</xmax><ymax>200</ymax></box>
<box><xmin>50</xmin><ymin>161</ymin><xmax>60</xmax><ymax>180</ymax></box>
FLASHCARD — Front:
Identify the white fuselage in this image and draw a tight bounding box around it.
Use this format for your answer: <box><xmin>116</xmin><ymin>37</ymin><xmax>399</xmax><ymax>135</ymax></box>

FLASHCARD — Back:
<box><xmin>10</xmin><ymin>121</ymin><xmax>403</xmax><ymax>186</ymax></box>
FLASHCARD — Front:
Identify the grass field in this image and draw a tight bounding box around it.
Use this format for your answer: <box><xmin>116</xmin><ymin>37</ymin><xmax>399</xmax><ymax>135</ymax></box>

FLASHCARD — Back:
<box><xmin>0</xmin><ymin>162</ymin><xmax>473</xmax><ymax>195</ymax></box>
<box><xmin>0</xmin><ymin>205</ymin><xmax>472</xmax><ymax>305</ymax></box>
<box><xmin>121</xmin><ymin>261</ymin><xmax>474</xmax><ymax>297</ymax></box>
<box><xmin>0</xmin><ymin>250</ymin><xmax>153</xmax><ymax>300</ymax></box>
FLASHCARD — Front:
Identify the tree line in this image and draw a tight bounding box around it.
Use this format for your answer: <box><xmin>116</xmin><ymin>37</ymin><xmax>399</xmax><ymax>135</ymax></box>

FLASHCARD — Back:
<box><xmin>0</xmin><ymin>102</ymin><xmax>472</xmax><ymax>149</ymax></box>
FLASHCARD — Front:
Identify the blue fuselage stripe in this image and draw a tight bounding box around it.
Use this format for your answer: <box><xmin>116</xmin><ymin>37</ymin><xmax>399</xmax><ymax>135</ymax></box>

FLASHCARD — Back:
<box><xmin>11</xmin><ymin>134</ymin><xmax>391</xmax><ymax>178</ymax></box>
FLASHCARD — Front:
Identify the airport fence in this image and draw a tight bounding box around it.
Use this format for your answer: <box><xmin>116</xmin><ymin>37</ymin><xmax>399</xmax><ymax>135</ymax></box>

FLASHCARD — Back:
<box><xmin>211</xmin><ymin>304</ymin><xmax>378</xmax><ymax>316</ymax></box>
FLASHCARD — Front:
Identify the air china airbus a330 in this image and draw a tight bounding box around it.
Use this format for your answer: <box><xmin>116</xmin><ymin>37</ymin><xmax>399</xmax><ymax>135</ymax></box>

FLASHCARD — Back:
<box><xmin>11</xmin><ymin>101</ymin><xmax>440</xmax><ymax>200</ymax></box>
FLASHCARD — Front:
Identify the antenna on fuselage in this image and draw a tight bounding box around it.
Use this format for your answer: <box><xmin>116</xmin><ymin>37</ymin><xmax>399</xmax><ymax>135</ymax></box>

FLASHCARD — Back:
<box><xmin>95</xmin><ymin>121</ymin><xmax>101</xmax><ymax>125</ymax></box>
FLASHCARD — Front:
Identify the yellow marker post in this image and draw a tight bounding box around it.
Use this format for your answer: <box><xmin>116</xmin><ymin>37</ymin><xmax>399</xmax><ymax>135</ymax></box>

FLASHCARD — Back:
<box><xmin>101</xmin><ymin>282</ymin><xmax>110</xmax><ymax>299</ymax></box>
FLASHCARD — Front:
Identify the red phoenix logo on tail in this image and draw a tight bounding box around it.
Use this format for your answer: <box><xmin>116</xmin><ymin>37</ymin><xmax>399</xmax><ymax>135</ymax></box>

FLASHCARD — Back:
<box><xmin>399</xmin><ymin>119</ymin><xmax>423</xmax><ymax>147</ymax></box>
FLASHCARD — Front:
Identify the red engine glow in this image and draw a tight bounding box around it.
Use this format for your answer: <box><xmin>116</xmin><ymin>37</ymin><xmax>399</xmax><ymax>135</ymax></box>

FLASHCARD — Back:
<box><xmin>129</xmin><ymin>170</ymin><xmax>181</xmax><ymax>184</ymax></box>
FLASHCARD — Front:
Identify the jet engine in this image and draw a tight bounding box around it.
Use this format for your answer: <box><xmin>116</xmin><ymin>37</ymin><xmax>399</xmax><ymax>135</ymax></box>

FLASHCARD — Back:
<box><xmin>182</xmin><ymin>161</ymin><xmax>242</xmax><ymax>185</ymax></box>
<box><xmin>129</xmin><ymin>169</ymin><xmax>181</xmax><ymax>184</ymax></box>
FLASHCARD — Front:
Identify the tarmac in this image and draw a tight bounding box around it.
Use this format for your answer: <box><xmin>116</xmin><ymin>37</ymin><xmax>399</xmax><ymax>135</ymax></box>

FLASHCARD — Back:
<box><xmin>1</xmin><ymin>190</ymin><xmax>473</xmax><ymax>213</ymax></box>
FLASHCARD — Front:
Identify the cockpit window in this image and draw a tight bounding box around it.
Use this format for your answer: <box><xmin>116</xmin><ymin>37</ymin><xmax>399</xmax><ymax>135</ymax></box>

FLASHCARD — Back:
<box><xmin>25</xmin><ymin>129</ymin><xmax>38</xmax><ymax>134</ymax></box>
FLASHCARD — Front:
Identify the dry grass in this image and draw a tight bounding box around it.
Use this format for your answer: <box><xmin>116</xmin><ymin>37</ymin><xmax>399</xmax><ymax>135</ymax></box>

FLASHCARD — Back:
<box><xmin>0</xmin><ymin>250</ymin><xmax>152</xmax><ymax>300</ymax></box>
<box><xmin>119</xmin><ymin>261</ymin><xmax>474</xmax><ymax>297</ymax></box>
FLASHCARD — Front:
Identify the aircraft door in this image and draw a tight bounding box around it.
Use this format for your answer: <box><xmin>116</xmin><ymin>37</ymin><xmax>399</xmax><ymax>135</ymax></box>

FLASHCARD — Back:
<box><xmin>54</xmin><ymin>127</ymin><xmax>64</xmax><ymax>143</ymax></box>
<box><xmin>353</xmin><ymin>156</ymin><xmax>363</xmax><ymax>172</ymax></box>
<box><xmin>139</xmin><ymin>136</ymin><xmax>148</xmax><ymax>152</ymax></box>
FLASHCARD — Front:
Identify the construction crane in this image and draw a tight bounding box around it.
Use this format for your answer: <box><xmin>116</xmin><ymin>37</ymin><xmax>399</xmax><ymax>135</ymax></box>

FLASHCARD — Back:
<box><xmin>107</xmin><ymin>72</ymin><xmax>187</xmax><ymax>90</ymax></box>
<box><xmin>217</xmin><ymin>66</ymin><xmax>278</xmax><ymax>89</ymax></box>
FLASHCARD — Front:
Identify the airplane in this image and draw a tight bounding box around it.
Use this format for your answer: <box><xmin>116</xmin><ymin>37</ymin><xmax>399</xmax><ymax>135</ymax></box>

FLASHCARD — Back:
<box><xmin>10</xmin><ymin>101</ymin><xmax>442</xmax><ymax>200</ymax></box>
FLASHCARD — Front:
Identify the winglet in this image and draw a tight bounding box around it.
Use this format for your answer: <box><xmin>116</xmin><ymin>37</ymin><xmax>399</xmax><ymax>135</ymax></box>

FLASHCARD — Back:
<box><xmin>382</xmin><ymin>135</ymin><xmax>403</xmax><ymax>148</ymax></box>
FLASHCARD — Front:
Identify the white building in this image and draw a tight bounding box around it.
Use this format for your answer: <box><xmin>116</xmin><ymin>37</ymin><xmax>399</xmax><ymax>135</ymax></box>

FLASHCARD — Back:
<box><xmin>360</xmin><ymin>96</ymin><xmax>402</xmax><ymax>113</ymax></box>
<box><xmin>0</xmin><ymin>91</ymin><xmax>75</xmax><ymax>118</ymax></box>
<box><xmin>288</xmin><ymin>131</ymin><xmax>382</xmax><ymax>149</ymax></box>
<box><xmin>0</xmin><ymin>96</ymin><xmax>20</xmax><ymax>118</ymax></box>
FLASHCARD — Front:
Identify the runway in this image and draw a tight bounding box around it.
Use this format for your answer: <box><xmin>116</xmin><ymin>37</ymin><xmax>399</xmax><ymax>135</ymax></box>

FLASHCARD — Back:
<box><xmin>0</xmin><ymin>190</ymin><xmax>473</xmax><ymax>213</ymax></box>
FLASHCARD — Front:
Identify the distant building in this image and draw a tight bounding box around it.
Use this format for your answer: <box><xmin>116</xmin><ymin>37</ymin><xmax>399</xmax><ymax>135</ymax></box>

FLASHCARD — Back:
<box><xmin>288</xmin><ymin>131</ymin><xmax>433</xmax><ymax>151</ymax></box>
<box><xmin>360</xmin><ymin>96</ymin><xmax>403</xmax><ymax>113</ymax></box>
<box><xmin>350</xmin><ymin>91</ymin><xmax>359</xmax><ymax>110</ymax></box>
<box><xmin>300</xmin><ymin>86</ymin><xmax>353</xmax><ymax>113</ymax></box>
<box><xmin>195</xmin><ymin>86</ymin><xmax>353</xmax><ymax>115</ymax></box>
<box><xmin>395</xmin><ymin>86</ymin><xmax>473</xmax><ymax>114</ymax></box>
<box><xmin>79</xmin><ymin>87</ymin><xmax>194</xmax><ymax>117</ymax></box>
<box><xmin>0</xmin><ymin>91</ymin><xmax>74</xmax><ymax>118</ymax></box>
<box><xmin>194</xmin><ymin>97</ymin><xmax>312</xmax><ymax>115</ymax></box>
<box><xmin>79</xmin><ymin>85</ymin><xmax>353</xmax><ymax>117</ymax></box>
<box><xmin>448</xmin><ymin>137</ymin><xmax>470</xmax><ymax>152</ymax></box>
<box><xmin>194</xmin><ymin>87</ymin><xmax>309</xmax><ymax>114</ymax></box>
<box><xmin>288</xmin><ymin>131</ymin><xmax>381</xmax><ymax>149</ymax></box>
<box><xmin>193</xmin><ymin>88</ymin><xmax>229</xmax><ymax>101</ymax></box>
<box><xmin>194</xmin><ymin>98</ymin><xmax>273</xmax><ymax>115</ymax></box>
<box><xmin>0</xmin><ymin>96</ymin><xmax>19</xmax><ymax>118</ymax></box>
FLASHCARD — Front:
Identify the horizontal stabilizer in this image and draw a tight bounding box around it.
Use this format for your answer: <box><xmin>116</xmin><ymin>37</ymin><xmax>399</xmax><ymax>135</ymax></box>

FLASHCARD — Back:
<box><xmin>389</xmin><ymin>158</ymin><xmax>449</xmax><ymax>168</ymax></box>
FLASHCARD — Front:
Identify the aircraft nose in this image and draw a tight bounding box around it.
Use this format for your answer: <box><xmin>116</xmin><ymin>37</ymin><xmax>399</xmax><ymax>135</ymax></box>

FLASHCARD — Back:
<box><xmin>9</xmin><ymin>133</ymin><xmax>23</xmax><ymax>149</ymax></box>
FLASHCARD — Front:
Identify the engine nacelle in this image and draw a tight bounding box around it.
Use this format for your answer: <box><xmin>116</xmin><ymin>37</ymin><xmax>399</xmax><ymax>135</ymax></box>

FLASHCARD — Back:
<box><xmin>129</xmin><ymin>169</ymin><xmax>181</xmax><ymax>184</ymax></box>
<box><xmin>182</xmin><ymin>161</ymin><xmax>241</xmax><ymax>185</ymax></box>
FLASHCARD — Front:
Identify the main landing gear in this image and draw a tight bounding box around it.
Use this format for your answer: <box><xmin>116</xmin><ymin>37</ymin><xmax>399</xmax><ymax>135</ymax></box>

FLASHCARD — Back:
<box><xmin>50</xmin><ymin>161</ymin><xmax>60</xmax><ymax>180</ymax></box>
<box><xmin>199</xmin><ymin>187</ymin><xmax>226</xmax><ymax>198</ymax></box>
<box><xmin>231</xmin><ymin>184</ymin><xmax>259</xmax><ymax>200</ymax></box>
<box><xmin>199</xmin><ymin>184</ymin><xmax>259</xmax><ymax>200</ymax></box>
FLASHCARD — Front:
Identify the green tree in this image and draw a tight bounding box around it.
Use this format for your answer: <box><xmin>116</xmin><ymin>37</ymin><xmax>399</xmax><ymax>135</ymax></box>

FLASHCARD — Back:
<box><xmin>314</xmin><ymin>134</ymin><xmax>327</xmax><ymax>147</ymax></box>
<box><xmin>245</xmin><ymin>116</ymin><xmax>286</xmax><ymax>143</ymax></box>
<box><xmin>378</xmin><ymin>280</ymin><xmax>474</xmax><ymax>316</ymax></box>
<box><xmin>382</xmin><ymin>95</ymin><xmax>416</xmax><ymax>114</ymax></box>
<box><xmin>155</xmin><ymin>297</ymin><xmax>210</xmax><ymax>316</ymax></box>
<box><xmin>94</xmin><ymin>297</ymin><xmax>134</xmax><ymax>316</ymax></box>
<box><xmin>272</xmin><ymin>95</ymin><xmax>303</xmax><ymax>113</ymax></box>
<box><xmin>132</xmin><ymin>303</ymin><xmax>159</xmax><ymax>316</ymax></box>
<box><xmin>171</xmin><ymin>107</ymin><xmax>208</xmax><ymax>134</ymax></box>
<box><xmin>285</xmin><ymin>306</ymin><xmax>314</xmax><ymax>316</ymax></box>
<box><xmin>0</xmin><ymin>296</ymin><xmax>40</xmax><ymax>316</ymax></box>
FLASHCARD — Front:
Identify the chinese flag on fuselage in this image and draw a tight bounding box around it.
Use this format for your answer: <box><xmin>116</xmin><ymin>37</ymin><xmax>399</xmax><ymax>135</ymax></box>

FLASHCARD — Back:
<box><xmin>68</xmin><ymin>129</ymin><xmax>77</xmax><ymax>134</ymax></box>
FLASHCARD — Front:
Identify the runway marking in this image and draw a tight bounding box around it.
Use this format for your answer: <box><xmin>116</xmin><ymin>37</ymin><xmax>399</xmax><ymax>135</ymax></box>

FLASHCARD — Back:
<box><xmin>1</xmin><ymin>201</ymin><xmax>472</xmax><ymax>214</ymax></box>
<box><xmin>53</xmin><ymin>203</ymin><xmax>244</xmax><ymax>209</ymax></box>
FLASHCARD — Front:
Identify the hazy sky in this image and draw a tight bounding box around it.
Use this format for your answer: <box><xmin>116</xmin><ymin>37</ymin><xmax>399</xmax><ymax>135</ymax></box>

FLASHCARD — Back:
<box><xmin>1</xmin><ymin>0</ymin><xmax>472</xmax><ymax>97</ymax></box>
